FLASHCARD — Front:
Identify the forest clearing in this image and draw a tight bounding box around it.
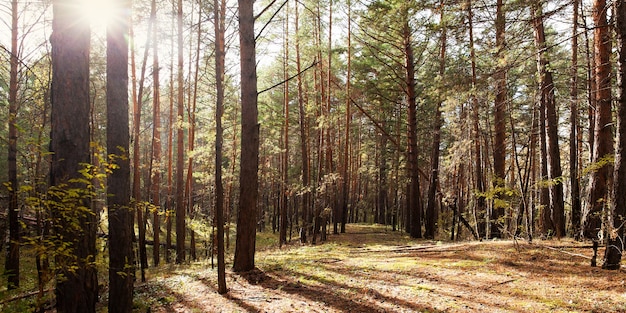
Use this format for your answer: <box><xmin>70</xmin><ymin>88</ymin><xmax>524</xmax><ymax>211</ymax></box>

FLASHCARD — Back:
<box><xmin>5</xmin><ymin>0</ymin><xmax>626</xmax><ymax>312</ymax></box>
<box><xmin>124</xmin><ymin>225</ymin><xmax>626</xmax><ymax>312</ymax></box>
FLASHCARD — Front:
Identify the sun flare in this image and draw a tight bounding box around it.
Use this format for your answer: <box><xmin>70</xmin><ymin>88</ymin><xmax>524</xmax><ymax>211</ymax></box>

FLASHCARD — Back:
<box><xmin>77</xmin><ymin>0</ymin><xmax>118</xmax><ymax>28</ymax></box>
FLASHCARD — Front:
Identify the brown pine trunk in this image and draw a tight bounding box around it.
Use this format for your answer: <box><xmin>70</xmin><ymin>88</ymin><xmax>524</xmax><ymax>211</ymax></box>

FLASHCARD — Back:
<box><xmin>214</xmin><ymin>0</ymin><xmax>228</xmax><ymax>290</ymax></box>
<box><xmin>151</xmin><ymin>0</ymin><xmax>162</xmax><ymax>267</ymax></box>
<box><xmin>468</xmin><ymin>0</ymin><xmax>486</xmax><ymax>238</ymax></box>
<box><xmin>175</xmin><ymin>0</ymin><xmax>186</xmax><ymax>264</ymax></box>
<box><xmin>491</xmin><ymin>0</ymin><xmax>506</xmax><ymax>238</ymax></box>
<box><xmin>295</xmin><ymin>0</ymin><xmax>311</xmax><ymax>238</ymax></box>
<box><xmin>133</xmin><ymin>0</ymin><xmax>156</xmax><ymax>280</ymax></box>
<box><xmin>532</xmin><ymin>1</ymin><xmax>565</xmax><ymax>238</ymax></box>
<box><xmin>280</xmin><ymin>4</ymin><xmax>290</xmax><ymax>246</ymax></box>
<box><xmin>341</xmin><ymin>0</ymin><xmax>351</xmax><ymax>233</ymax></box>
<box><xmin>165</xmin><ymin>1</ymin><xmax>175</xmax><ymax>263</ymax></box>
<box><xmin>425</xmin><ymin>0</ymin><xmax>446</xmax><ymax>239</ymax></box>
<box><xmin>233</xmin><ymin>0</ymin><xmax>259</xmax><ymax>272</ymax></box>
<box><xmin>185</xmin><ymin>3</ymin><xmax>202</xmax><ymax>261</ymax></box>
<box><xmin>570</xmin><ymin>0</ymin><xmax>581</xmax><ymax>237</ymax></box>
<box><xmin>603</xmin><ymin>0</ymin><xmax>626</xmax><ymax>269</ymax></box>
<box><xmin>50</xmin><ymin>0</ymin><xmax>97</xmax><ymax>310</ymax></box>
<box><xmin>584</xmin><ymin>0</ymin><xmax>613</xmax><ymax>239</ymax></box>
<box><xmin>107</xmin><ymin>0</ymin><xmax>134</xmax><ymax>310</ymax></box>
<box><xmin>6</xmin><ymin>0</ymin><xmax>20</xmax><ymax>290</ymax></box>
<box><xmin>405</xmin><ymin>13</ymin><xmax>422</xmax><ymax>239</ymax></box>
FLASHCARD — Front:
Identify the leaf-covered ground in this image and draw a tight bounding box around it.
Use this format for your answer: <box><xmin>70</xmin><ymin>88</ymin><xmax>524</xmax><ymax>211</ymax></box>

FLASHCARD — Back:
<box><xmin>129</xmin><ymin>224</ymin><xmax>626</xmax><ymax>313</ymax></box>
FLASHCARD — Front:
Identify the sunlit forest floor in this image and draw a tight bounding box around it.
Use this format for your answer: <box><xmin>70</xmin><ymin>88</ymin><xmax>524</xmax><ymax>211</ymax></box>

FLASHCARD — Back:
<box><xmin>2</xmin><ymin>224</ymin><xmax>626</xmax><ymax>312</ymax></box>
<box><xmin>133</xmin><ymin>224</ymin><xmax>625</xmax><ymax>313</ymax></box>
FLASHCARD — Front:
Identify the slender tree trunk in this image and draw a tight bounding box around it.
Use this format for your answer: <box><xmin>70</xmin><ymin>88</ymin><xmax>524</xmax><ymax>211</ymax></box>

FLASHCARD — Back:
<box><xmin>280</xmin><ymin>4</ymin><xmax>290</xmax><ymax>246</ymax></box>
<box><xmin>214</xmin><ymin>0</ymin><xmax>228</xmax><ymax>290</ymax></box>
<box><xmin>584</xmin><ymin>0</ymin><xmax>613</xmax><ymax>240</ymax></box>
<box><xmin>532</xmin><ymin>1</ymin><xmax>565</xmax><ymax>238</ymax></box>
<box><xmin>50</xmin><ymin>1</ymin><xmax>97</xmax><ymax>310</ymax></box>
<box><xmin>107</xmin><ymin>1</ymin><xmax>134</xmax><ymax>310</ymax></box>
<box><xmin>603</xmin><ymin>0</ymin><xmax>626</xmax><ymax>269</ymax></box>
<box><xmin>491</xmin><ymin>0</ymin><xmax>507</xmax><ymax>238</ymax></box>
<box><xmin>404</xmin><ymin>12</ymin><xmax>422</xmax><ymax>239</ymax></box>
<box><xmin>165</xmin><ymin>1</ymin><xmax>175</xmax><ymax>263</ymax></box>
<box><xmin>151</xmin><ymin>0</ymin><xmax>162</xmax><ymax>267</ymax></box>
<box><xmin>185</xmin><ymin>3</ymin><xmax>202</xmax><ymax>261</ymax></box>
<box><xmin>6</xmin><ymin>0</ymin><xmax>20</xmax><ymax>290</ymax></box>
<box><xmin>233</xmin><ymin>0</ymin><xmax>259</xmax><ymax>272</ymax></box>
<box><xmin>175</xmin><ymin>0</ymin><xmax>186</xmax><ymax>264</ymax></box>
<box><xmin>425</xmin><ymin>0</ymin><xmax>446</xmax><ymax>239</ymax></box>
<box><xmin>341</xmin><ymin>0</ymin><xmax>352</xmax><ymax>233</ymax></box>
<box><xmin>295</xmin><ymin>0</ymin><xmax>311</xmax><ymax>238</ymax></box>
<box><xmin>570</xmin><ymin>0</ymin><xmax>581</xmax><ymax>237</ymax></box>
<box><xmin>468</xmin><ymin>0</ymin><xmax>485</xmax><ymax>238</ymax></box>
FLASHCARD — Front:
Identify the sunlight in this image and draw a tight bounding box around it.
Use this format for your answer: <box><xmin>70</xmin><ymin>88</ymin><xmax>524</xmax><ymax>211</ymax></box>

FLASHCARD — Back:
<box><xmin>76</xmin><ymin>0</ymin><xmax>117</xmax><ymax>29</ymax></box>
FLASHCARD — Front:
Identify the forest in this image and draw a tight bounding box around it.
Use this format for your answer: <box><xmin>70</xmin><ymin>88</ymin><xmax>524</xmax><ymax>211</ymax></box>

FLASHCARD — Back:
<box><xmin>1</xmin><ymin>0</ymin><xmax>626</xmax><ymax>311</ymax></box>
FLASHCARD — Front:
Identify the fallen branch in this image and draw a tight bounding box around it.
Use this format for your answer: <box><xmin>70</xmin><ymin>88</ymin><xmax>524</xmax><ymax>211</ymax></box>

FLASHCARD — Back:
<box><xmin>0</xmin><ymin>288</ymin><xmax>52</xmax><ymax>305</ymax></box>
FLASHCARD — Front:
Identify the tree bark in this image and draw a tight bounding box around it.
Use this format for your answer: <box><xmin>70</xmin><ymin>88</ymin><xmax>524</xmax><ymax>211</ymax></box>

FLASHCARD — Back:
<box><xmin>175</xmin><ymin>0</ymin><xmax>186</xmax><ymax>264</ymax></box>
<box><xmin>425</xmin><ymin>0</ymin><xmax>446</xmax><ymax>239</ymax></box>
<box><xmin>150</xmin><ymin>0</ymin><xmax>162</xmax><ymax>267</ymax></box>
<box><xmin>214</xmin><ymin>0</ymin><xmax>228</xmax><ymax>291</ymax></box>
<box><xmin>404</xmin><ymin>11</ymin><xmax>422</xmax><ymax>239</ymax></box>
<box><xmin>107</xmin><ymin>1</ymin><xmax>134</xmax><ymax>311</ymax></box>
<box><xmin>570</xmin><ymin>0</ymin><xmax>581</xmax><ymax>237</ymax></box>
<box><xmin>233</xmin><ymin>0</ymin><xmax>259</xmax><ymax>272</ymax></box>
<box><xmin>491</xmin><ymin>0</ymin><xmax>507</xmax><ymax>239</ymax></box>
<box><xmin>6</xmin><ymin>0</ymin><xmax>20</xmax><ymax>290</ymax></box>
<box><xmin>468</xmin><ymin>0</ymin><xmax>486</xmax><ymax>238</ymax></box>
<box><xmin>50</xmin><ymin>0</ymin><xmax>97</xmax><ymax>311</ymax></box>
<box><xmin>584</xmin><ymin>0</ymin><xmax>613</xmax><ymax>239</ymax></box>
<box><xmin>532</xmin><ymin>1</ymin><xmax>565</xmax><ymax>238</ymax></box>
<box><xmin>603</xmin><ymin>0</ymin><xmax>626</xmax><ymax>270</ymax></box>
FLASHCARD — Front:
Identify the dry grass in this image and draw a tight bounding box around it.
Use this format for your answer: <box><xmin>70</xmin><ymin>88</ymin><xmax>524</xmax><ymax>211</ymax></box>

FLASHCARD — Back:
<box><xmin>131</xmin><ymin>224</ymin><xmax>626</xmax><ymax>312</ymax></box>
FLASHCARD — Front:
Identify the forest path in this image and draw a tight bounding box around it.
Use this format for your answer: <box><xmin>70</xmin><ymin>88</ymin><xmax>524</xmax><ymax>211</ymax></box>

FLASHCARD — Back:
<box><xmin>134</xmin><ymin>224</ymin><xmax>626</xmax><ymax>313</ymax></box>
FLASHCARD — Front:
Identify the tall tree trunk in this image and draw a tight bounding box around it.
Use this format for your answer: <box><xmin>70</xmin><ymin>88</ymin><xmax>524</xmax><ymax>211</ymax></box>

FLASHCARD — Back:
<box><xmin>133</xmin><ymin>0</ymin><xmax>156</xmax><ymax>280</ymax></box>
<box><xmin>6</xmin><ymin>0</ymin><xmax>20</xmax><ymax>290</ymax></box>
<box><xmin>584</xmin><ymin>0</ymin><xmax>613</xmax><ymax>240</ymax></box>
<box><xmin>233</xmin><ymin>0</ymin><xmax>259</xmax><ymax>272</ymax></box>
<box><xmin>404</xmin><ymin>12</ymin><xmax>422</xmax><ymax>239</ymax></box>
<box><xmin>185</xmin><ymin>3</ymin><xmax>202</xmax><ymax>261</ymax></box>
<box><xmin>165</xmin><ymin>1</ymin><xmax>176</xmax><ymax>263</ymax></box>
<box><xmin>491</xmin><ymin>0</ymin><xmax>507</xmax><ymax>238</ymax></box>
<box><xmin>151</xmin><ymin>0</ymin><xmax>162</xmax><ymax>267</ymax></box>
<box><xmin>532</xmin><ymin>1</ymin><xmax>565</xmax><ymax>238</ymax></box>
<box><xmin>214</xmin><ymin>0</ymin><xmax>228</xmax><ymax>291</ymax></box>
<box><xmin>175</xmin><ymin>0</ymin><xmax>186</xmax><ymax>264</ymax></box>
<box><xmin>280</xmin><ymin>4</ymin><xmax>290</xmax><ymax>246</ymax></box>
<box><xmin>341</xmin><ymin>0</ymin><xmax>352</xmax><ymax>233</ymax></box>
<box><xmin>603</xmin><ymin>0</ymin><xmax>626</xmax><ymax>269</ymax></box>
<box><xmin>107</xmin><ymin>0</ymin><xmax>134</xmax><ymax>310</ymax></box>
<box><xmin>570</xmin><ymin>0</ymin><xmax>581</xmax><ymax>237</ymax></box>
<box><xmin>295</xmin><ymin>0</ymin><xmax>311</xmax><ymax>238</ymax></box>
<box><xmin>425</xmin><ymin>0</ymin><xmax>446</xmax><ymax>239</ymax></box>
<box><xmin>468</xmin><ymin>0</ymin><xmax>486</xmax><ymax>238</ymax></box>
<box><xmin>50</xmin><ymin>1</ymin><xmax>97</xmax><ymax>310</ymax></box>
